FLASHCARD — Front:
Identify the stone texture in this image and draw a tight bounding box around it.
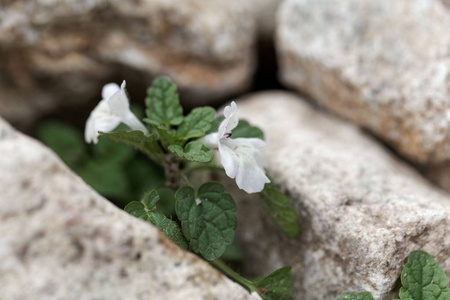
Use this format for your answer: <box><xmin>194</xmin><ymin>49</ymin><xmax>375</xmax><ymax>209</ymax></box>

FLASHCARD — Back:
<box><xmin>0</xmin><ymin>117</ymin><xmax>257</xmax><ymax>299</ymax></box>
<box><xmin>0</xmin><ymin>0</ymin><xmax>256</xmax><ymax>129</ymax></box>
<box><xmin>229</xmin><ymin>92</ymin><xmax>450</xmax><ymax>299</ymax></box>
<box><xmin>247</xmin><ymin>0</ymin><xmax>283</xmax><ymax>39</ymax></box>
<box><xmin>277</xmin><ymin>0</ymin><xmax>450</xmax><ymax>164</ymax></box>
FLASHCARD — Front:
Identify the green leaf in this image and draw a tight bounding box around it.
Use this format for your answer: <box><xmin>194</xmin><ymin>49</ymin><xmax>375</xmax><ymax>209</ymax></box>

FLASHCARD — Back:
<box><xmin>175</xmin><ymin>182</ymin><xmax>237</xmax><ymax>260</ymax></box>
<box><xmin>177</xmin><ymin>107</ymin><xmax>216</xmax><ymax>140</ymax></box>
<box><xmin>168</xmin><ymin>145</ymin><xmax>184</xmax><ymax>157</ymax></box>
<box><xmin>99</xmin><ymin>130</ymin><xmax>162</xmax><ymax>162</ymax></box>
<box><xmin>168</xmin><ymin>141</ymin><xmax>213</xmax><ymax>163</ymax></box>
<box><xmin>79</xmin><ymin>160</ymin><xmax>129</xmax><ymax>200</ymax></box>
<box><xmin>336</xmin><ymin>291</ymin><xmax>374</xmax><ymax>300</ymax></box>
<box><xmin>231</xmin><ymin>120</ymin><xmax>264</xmax><ymax>140</ymax></box>
<box><xmin>254</xmin><ymin>266</ymin><xmax>294</xmax><ymax>300</ymax></box>
<box><xmin>206</xmin><ymin>116</ymin><xmax>225</xmax><ymax>135</ymax></box>
<box><xmin>94</xmin><ymin>136</ymin><xmax>134</xmax><ymax>165</ymax></box>
<box><xmin>37</xmin><ymin>121</ymin><xmax>87</xmax><ymax>169</ymax></box>
<box><xmin>145</xmin><ymin>77</ymin><xmax>183</xmax><ymax>126</ymax></box>
<box><xmin>399</xmin><ymin>251</ymin><xmax>450</xmax><ymax>300</ymax></box>
<box><xmin>260</xmin><ymin>183</ymin><xmax>300</xmax><ymax>238</ymax></box>
<box><xmin>125</xmin><ymin>158</ymin><xmax>165</xmax><ymax>200</ymax></box>
<box><xmin>125</xmin><ymin>190</ymin><xmax>188</xmax><ymax>249</ymax></box>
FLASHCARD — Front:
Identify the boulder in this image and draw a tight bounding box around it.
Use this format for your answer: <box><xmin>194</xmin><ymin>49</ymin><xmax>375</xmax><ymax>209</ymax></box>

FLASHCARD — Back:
<box><xmin>0</xmin><ymin>0</ymin><xmax>256</xmax><ymax>129</ymax></box>
<box><xmin>277</xmin><ymin>0</ymin><xmax>450</xmax><ymax>164</ymax></box>
<box><xmin>0</xmin><ymin>117</ymin><xmax>256</xmax><ymax>299</ymax></box>
<box><xmin>230</xmin><ymin>92</ymin><xmax>450</xmax><ymax>299</ymax></box>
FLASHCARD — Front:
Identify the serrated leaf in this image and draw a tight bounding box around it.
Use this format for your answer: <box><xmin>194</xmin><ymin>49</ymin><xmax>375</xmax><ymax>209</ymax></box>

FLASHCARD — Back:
<box><xmin>145</xmin><ymin>77</ymin><xmax>183</xmax><ymax>126</ymax></box>
<box><xmin>150</xmin><ymin>212</ymin><xmax>188</xmax><ymax>250</ymax></box>
<box><xmin>260</xmin><ymin>183</ymin><xmax>300</xmax><ymax>238</ymax></box>
<box><xmin>399</xmin><ymin>251</ymin><xmax>450</xmax><ymax>300</ymax></box>
<box><xmin>125</xmin><ymin>190</ymin><xmax>188</xmax><ymax>249</ymax></box>
<box><xmin>168</xmin><ymin>141</ymin><xmax>213</xmax><ymax>163</ymax></box>
<box><xmin>231</xmin><ymin>120</ymin><xmax>264</xmax><ymax>140</ymax></box>
<box><xmin>99</xmin><ymin>130</ymin><xmax>162</xmax><ymax>162</ymax></box>
<box><xmin>254</xmin><ymin>266</ymin><xmax>294</xmax><ymax>300</ymax></box>
<box><xmin>177</xmin><ymin>107</ymin><xmax>216</xmax><ymax>140</ymax></box>
<box><xmin>168</xmin><ymin>145</ymin><xmax>184</xmax><ymax>157</ymax></box>
<box><xmin>336</xmin><ymin>291</ymin><xmax>374</xmax><ymax>300</ymax></box>
<box><xmin>175</xmin><ymin>182</ymin><xmax>237</xmax><ymax>260</ymax></box>
<box><xmin>37</xmin><ymin>121</ymin><xmax>87</xmax><ymax>169</ymax></box>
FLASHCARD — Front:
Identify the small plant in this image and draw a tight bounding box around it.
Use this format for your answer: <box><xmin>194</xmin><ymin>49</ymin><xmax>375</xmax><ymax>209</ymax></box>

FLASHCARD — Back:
<box><xmin>337</xmin><ymin>250</ymin><xmax>450</xmax><ymax>300</ymax></box>
<box><xmin>82</xmin><ymin>77</ymin><xmax>300</xmax><ymax>299</ymax></box>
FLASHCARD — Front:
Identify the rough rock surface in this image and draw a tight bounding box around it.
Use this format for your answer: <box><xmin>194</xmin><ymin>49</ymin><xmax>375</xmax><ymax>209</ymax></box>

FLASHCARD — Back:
<box><xmin>0</xmin><ymin>117</ymin><xmax>257</xmax><ymax>300</ymax></box>
<box><xmin>231</xmin><ymin>92</ymin><xmax>450</xmax><ymax>300</ymax></box>
<box><xmin>277</xmin><ymin>0</ymin><xmax>450</xmax><ymax>164</ymax></box>
<box><xmin>0</xmin><ymin>0</ymin><xmax>256</xmax><ymax>129</ymax></box>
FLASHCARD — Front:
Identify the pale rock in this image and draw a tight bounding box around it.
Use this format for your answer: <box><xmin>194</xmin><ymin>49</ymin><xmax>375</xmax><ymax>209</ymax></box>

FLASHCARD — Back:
<box><xmin>0</xmin><ymin>0</ymin><xmax>256</xmax><ymax>128</ymax></box>
<box><xmin>277</xmin><ymin>0</ymin><xmax>450</xmax><ymax>164</ymax></box>
<box><xmin>229</xmin><ymin>92</ymin><xmax>450</xmax><ymax>299</ymax></box>
<box><xmin>0</xmin><ymin>117</ymin><xmax>257</xmax><ymax>300</ymax></box>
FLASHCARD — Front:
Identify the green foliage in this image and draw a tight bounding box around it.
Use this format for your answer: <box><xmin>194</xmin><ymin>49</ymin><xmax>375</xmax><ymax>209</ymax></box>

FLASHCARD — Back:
<box><xmin>260</xmin><ymin>183</ymin><xmax>300</xmax><ymax>238</ymax></box>
<box><xmin>175</xmin><ymin>182</ymin><xmax>237</xmax><ymax>260</ymax></box>
<box><xmin>397</xmin><ymin>251</ymin><xmax>450</xmax><ymax>300</ymax></box>
<box><xmin>99</xmin><ymin>130</ymin><xmax>162</xmax><ymax>162</ymax></box>
<box><xmin>206</xmin><ymin>116</ymin><xmax>225</xmax><ymax>135</ymax></box>
<box><xmin>37</xmin><ymin>121</ymin><xmax>165</xmax><ymax>206</ymax></box>
<box><xmin>177</xmin><ymin>107</ymin><xmax>216</xmax><ymax>140</ymax></box>
<box><xmin>37</xmin><ymin>121</ymin><xmax>88</xmax><ymax>169</ymax></box>
<box><xmin>254</xmin><ymin>267</ymin><xmax>294</xmax><ymax>300</ymax></box>
<box><xmin>336</xmin><ymin>292</ymin><xmax>373</xmax><ymax>300</ymax></box>
<box><xmin>231</xmin><ymin>120</ymin><xmax>264</xmax><ymax>140</ymax></box>
<box><xmin>125</xmin><ymin>190</ymin><xmax>188</xmax><ymax>249</ymax></box>
<box><xmin>168</xmin><ymin>141</ymin><xmax>213</xmax><ymax>163</ymax></box>
<box><xmin>145</xmin><ymin>77</ymin><xmax>184</xmax><ymax>126</ymax></box>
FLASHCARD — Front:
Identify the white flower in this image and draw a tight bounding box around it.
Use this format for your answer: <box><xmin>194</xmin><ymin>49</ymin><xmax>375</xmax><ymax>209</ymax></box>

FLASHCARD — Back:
<box><xmin>84</xmin><ymin>80</ymin><xmax>148</xmax><ymax>144</ymax></box>
<box><xmin>200</xmin><ymin>101</ymin><xmax>270</xmax><ymax>193</ymax></box>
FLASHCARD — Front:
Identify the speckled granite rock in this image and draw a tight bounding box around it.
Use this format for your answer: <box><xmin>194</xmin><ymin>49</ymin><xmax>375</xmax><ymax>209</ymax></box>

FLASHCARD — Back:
<box><xmin>277</xmin><ymin>0</ymin><xmax>450</xmax><ymax>164</ymax></box>
<box><xmin>230</xmin><ymin>92</ymin><xmax>450</xmax><ymax>300</ymax></box>
<box><xmin>0</xmin><ymin>0</ymin><xmax>256</xmax><ymax>129</ymax></box>
<box><xmin>0</xmin><ymin>117</ymin><xmax>257</xmax><ymax>300</ymax></box>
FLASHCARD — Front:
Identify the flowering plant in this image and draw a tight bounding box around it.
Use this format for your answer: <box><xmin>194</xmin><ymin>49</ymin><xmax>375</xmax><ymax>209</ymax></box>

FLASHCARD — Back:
<box><xmin>85</xmin><ymin>76</ymin><xmax>299</xmax><ymax>299</ymax></box>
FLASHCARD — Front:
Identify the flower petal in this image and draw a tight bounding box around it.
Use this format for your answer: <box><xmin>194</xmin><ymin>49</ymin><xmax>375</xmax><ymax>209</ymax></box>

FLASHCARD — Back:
<box><xmin>122</xmin><ymin>111</ymin><xmax>149</xmax><ymax>134</ymax></box>
<box><xmin>218</xmin><ymin>141</ymin><xmax>239</xmax><ymax>179</ymax></box>
<box><xmin>220</xmin><ymin>137</ymin><xmax>270</xmax><ymax>193</ymax></box>
<box><xmin>102</xmin><ymin>82</ymin><xmax>120</xmax><ymax>100</ymax></box>
<box><xmin>199</xmin><ymin>133</ymin><xmax>220</xmax><ymax>149</ymax></box>
<box><xmin>218</xmin><ymin>101</ymin><xmax>239</xmax><ymax>137</ymax></box>
<box><xmin>108</xmin><ymin>80</ymin><xmax>130</xmax><ymax>118</ymax></box>
<box><xmin>84</xmin><ymin>99</ymin><xmax>121</xmax><ymax>144</ymax></box>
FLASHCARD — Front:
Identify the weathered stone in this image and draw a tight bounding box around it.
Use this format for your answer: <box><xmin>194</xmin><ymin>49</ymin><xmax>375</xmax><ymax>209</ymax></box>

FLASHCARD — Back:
<box><xmin>247</xmin><ymin>0</ymin><xmax>282</xmax><ymax>39</ymax></box>
<box><xmin>229</xmin><ymin>92</ymin><xmax>450</xmax><ymax>299</ymax></box>
<box><xmin>0</xmin><ymin>117</ymin><xmax>257</xmax><ymax>299</ymax></box>
<box><xmin>0</xmin><ymin>0</ymin><xmax>256</xmax><ymax>129</ymax></box>
<box><xmin>277</xmin><ymin>0</ymin><xmax>450</xmax><ymax>164</ymax></box>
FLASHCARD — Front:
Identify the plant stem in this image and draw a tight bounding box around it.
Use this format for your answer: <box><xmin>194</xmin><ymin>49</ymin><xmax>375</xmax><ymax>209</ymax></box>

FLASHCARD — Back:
<box><xmin>211</xmin><ymin>260</ymin><xmax>257</xmax><ymax>294</ymax></box>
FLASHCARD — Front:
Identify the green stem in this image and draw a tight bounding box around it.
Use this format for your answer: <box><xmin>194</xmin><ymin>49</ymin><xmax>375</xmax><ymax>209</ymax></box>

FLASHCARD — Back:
<box><xmin>211</xmin><ymin>260</ymin><xmax>257</xmax><ymax>294</ymax></box>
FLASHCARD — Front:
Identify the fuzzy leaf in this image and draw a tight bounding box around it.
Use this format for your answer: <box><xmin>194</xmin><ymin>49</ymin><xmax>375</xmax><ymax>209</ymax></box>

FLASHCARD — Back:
<box><xmin>125</xmin><ymin>190</ymin><xmax>187</xmax><ymax>249</ymax></box>
<box><xmin>254</xmin><ymin>266</ymin><xmax>294</xmax><ymax>300</ymax></box>
<box><xmin>399</xmin><ymin>251</ymin><xmax>450</xmax><ymax>300</ymax></box>
<box><xmin>99</xmin><ymin>130</ymin><xmax>162</xmax><ymax>161</ymax></box>
<box><xmin>175</xmin><ymin>182</ymin><xmax>237</xmax><ymax>260</ymax></box>
<box><xmin>336</xmin><ymin>291</ymin><xmax>374</xmax><ymax>300</ymax></box>
<box><xmin>260</xmin><ymin>183</ymin><xmax>300</xmax><ymax>238</ymax></box>
<box><xmin>177</xmin><ymin>107</ymin><xmax>216</xmax><ymax>140</ymax></box>
<box><xmin>145</xmin><ymin>77</ymin><xmax>183</xmax><ymax>126</ymax></box>
<box><xmin>168</xmin><ymin>141</ymin><xmax>213</xmax><ymax>163</ymax></box>
<box><xmin>231</xmin><ymin>120</ymin><xmax>264</xmax><ymax>140</ymax></box>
